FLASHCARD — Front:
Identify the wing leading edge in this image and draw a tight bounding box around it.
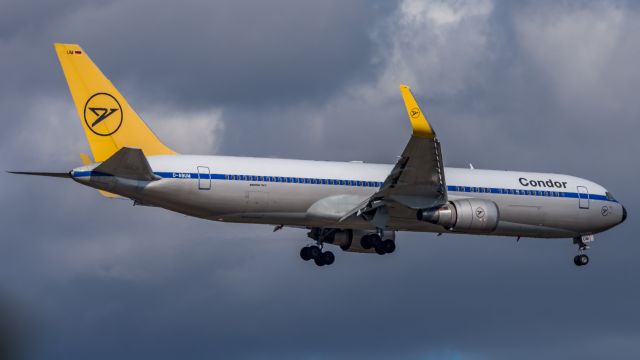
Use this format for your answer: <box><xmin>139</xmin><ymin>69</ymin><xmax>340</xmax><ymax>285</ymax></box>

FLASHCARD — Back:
<box><xmin>340</xmin><ymin>85</ymin><xmax>447</xmax><ymax>228</ymax></box>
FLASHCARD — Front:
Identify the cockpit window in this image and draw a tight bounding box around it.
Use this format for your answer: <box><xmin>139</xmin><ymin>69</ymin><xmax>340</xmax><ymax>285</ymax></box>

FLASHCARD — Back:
<box><xmin>606</xmin><ymin>192</ymin><xmax>617</xmax><ymax>201</ymax></box>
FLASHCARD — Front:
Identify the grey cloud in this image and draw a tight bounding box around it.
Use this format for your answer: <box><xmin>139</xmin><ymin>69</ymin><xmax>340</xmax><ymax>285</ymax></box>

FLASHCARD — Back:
<box><xmin>1</xmin><ymin>0</ymin><xmax>640</xmax><ymax>359</ymax></box>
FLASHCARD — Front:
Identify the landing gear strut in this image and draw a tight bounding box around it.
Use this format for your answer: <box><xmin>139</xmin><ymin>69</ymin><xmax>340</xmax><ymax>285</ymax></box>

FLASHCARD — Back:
<box><xmin>572</xmin><ymin>235</ymin><xmax>593</xmax><ymax>267</ymax></box>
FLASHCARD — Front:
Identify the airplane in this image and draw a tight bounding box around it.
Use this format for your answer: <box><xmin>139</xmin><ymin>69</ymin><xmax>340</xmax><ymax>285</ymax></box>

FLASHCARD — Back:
<box><xmin>10</xmin><ymin>43</ymin><xmax>627</xmax><ymax>267</ymax></box>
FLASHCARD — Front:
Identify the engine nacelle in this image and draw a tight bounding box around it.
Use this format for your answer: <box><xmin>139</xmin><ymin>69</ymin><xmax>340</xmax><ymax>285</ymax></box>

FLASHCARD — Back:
<box><xmin>417</xmin><ymin>199</ymin><xmax>499</xmax><ymax>233</ymax></box>
<box><xmin>327</xmin><ymin>229</ymin><xmax>395</xmax><ymax>253</ymax></box>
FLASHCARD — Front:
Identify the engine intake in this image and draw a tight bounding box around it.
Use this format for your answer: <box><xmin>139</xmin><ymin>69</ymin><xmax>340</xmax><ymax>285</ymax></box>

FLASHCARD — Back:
<box><xmin>417</xmin><ymin>199</ymin><xmax>499</xmax><ymax>233</ymax></box>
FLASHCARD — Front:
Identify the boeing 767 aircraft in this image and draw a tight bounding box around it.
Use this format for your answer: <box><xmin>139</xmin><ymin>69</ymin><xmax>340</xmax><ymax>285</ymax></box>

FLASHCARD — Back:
<box><xmin>11</xmin><ymin>44</ymin><xmax>627</xmax><ymax>267</ymax></box>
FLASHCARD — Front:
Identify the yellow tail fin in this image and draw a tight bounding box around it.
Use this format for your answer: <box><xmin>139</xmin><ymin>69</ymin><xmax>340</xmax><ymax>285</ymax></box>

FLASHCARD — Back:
<box><xmin>55</xmin><ymin>43</ymin><xmax>175</xmax><ymax>162</ymax></box>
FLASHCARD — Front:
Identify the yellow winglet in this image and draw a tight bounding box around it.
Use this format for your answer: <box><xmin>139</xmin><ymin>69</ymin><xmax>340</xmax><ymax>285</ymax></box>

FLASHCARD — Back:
<box><xmin>400</xmin><ymin>84</ymin><xmax>435</xmax><ymax>139</ymax></box>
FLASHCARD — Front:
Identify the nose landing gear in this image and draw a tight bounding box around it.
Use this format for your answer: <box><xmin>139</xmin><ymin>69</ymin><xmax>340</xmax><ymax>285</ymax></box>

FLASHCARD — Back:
<box><xmin>573</xmin><ymin>235</ymin><xmax>594</xmax><ymax>267</ymax></box>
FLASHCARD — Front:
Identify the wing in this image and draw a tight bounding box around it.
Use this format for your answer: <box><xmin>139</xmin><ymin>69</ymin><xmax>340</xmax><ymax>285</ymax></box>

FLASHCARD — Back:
<box><xmin>340</xmin><ymin>85</ymin><xmax>447</xmax><ymax>227</ymax></box>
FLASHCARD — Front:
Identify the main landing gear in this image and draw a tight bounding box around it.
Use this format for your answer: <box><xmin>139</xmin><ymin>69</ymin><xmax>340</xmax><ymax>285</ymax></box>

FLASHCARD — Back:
<box><xmin>360</xmin><ymin>233</ymin><xmax>396</xmax><ymax>255</ymax></box>
<box><xmin>300</xmin><ymin>245</ymin><xmax>335</xmax><ymax>266</ymax></box>
<box><xmin>573</xmin><ymin>235</ymin><xmax>593</xmax><ymax>267</ymax></box>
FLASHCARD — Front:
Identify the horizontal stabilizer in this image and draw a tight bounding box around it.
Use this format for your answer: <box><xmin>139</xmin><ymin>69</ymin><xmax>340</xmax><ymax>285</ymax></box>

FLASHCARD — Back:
<box><xmin>94</xmin><ymin>147</ymin><xmax>159</xmax><ymax>181</ymax></box>
<box><xmin>79</xmin><ymin>153</ymin><xmax>122</xmax><ymax>198</ymax></box>
<box><xmin>8</xmin><ymin>171</ymin><xmax>70</xmax><ymax>178</ymax></box>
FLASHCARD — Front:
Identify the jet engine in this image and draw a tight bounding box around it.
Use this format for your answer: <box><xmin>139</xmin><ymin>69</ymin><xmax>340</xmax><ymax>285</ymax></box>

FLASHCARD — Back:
<box><xmin>417</xmin><ymin>199</ymin><xmax>499</xmax><ymax>233</ymax></box>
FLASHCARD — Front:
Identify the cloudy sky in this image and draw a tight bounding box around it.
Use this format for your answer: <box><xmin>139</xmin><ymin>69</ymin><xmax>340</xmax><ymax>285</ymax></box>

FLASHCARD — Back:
<box><xmin>1</xmin><ymin>0</ymin><xmax>639</xmax><ymax>359</ymax></box>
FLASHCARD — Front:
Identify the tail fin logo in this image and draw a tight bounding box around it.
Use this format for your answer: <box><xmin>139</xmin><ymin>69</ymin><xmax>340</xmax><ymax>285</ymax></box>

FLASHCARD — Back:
<box><xmin>410</xmin><ymin>107</ymin><xmax>421</xmax><ymax>119</ymax></box>
<box><xmin>83</xmin><ymin>93</ymin><xmax>123</xmax><ymax>136</ymax></box>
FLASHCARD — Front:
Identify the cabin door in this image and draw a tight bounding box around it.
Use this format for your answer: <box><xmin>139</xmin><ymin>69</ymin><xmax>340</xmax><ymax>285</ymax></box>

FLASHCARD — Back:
<box><xmin>197</xmin><ymin>166</ymin><xmax>211</xmax><ymax>190</ymax></box>
<box><xmin>577</xmin><ymin>186</ymin><xmax>589</xmax><ymax>209</ymax></box>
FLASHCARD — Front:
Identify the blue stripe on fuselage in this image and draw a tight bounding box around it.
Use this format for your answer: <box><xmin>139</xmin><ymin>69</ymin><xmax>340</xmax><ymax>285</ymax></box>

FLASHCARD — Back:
<box><xmin>69</xmin><ymin>171</ymin><xmax>616</xmax><ymax>203</ymax></box>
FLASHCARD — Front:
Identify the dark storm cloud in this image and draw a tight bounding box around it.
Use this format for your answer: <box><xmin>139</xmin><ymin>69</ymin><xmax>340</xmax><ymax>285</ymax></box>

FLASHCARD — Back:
<box><xmin>1</xmin><ymin>1</ymin><xmax>640</xmax><ymax>359</ymax></box>
<box><xmin>51</xmin><ymin>0</ymin><xmax>395</xmax><ymax>107</ymax></box>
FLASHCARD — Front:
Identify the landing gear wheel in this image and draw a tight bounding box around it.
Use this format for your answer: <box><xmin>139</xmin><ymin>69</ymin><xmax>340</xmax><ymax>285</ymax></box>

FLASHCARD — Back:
<box><xmin>371</xmin><ymin>235</ymin><xmax>382</xmax><ymax>249</ymax></box>
<box><xmin>308</xmin><ymin>245</ymin><xmax>321</xmax><ymax>260</ymax></box>
<box><xmin>574</xmin><ymin>254</ymin><xmax>589</xmax><ymax>266</ymax></box>
<box><xmin>360</xmin><ymin>234</ymin><xmax>374</xmax><ymax>249</ymax></box>
<box><xmin>300</xmin><ymin>247</ymin><xmax>311</xmax><ymax>261</ymax></box>
<box><xmin>314</xmin><ymin>256</ymin><xmax>325</xmax><ymax>266</ymax></box>
<box><xmin>321</xmin><ymin>251</ymin><xmax>335</xmax><ymax>265</ymax></box>
<box><xmin>374</xmin><ymin>243</ymin><xmax>386</xmax><ymax>255</ymax></box>
<box><xmin>382</xmin><ymin>239</ymin><xmax>396</xmax><ymax>254</ymax></box>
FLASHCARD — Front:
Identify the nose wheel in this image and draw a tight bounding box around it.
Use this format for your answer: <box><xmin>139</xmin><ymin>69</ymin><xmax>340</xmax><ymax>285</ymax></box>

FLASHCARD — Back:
<box><xmin>573</xmin><ymin>254</ymin><xmax>589</xmax><ymax>266</ymax></box>
<box><xmin>573</xmin><ymin>235</ymin><xmax>593</xmax><ymax>267</ymax></box>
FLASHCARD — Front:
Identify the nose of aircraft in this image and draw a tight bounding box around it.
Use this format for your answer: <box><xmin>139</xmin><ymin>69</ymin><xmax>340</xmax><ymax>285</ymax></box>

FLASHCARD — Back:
<box><xmin>621</xmin><ymin>205</ymin><xmax>627</xmax><ymax>223</ymax></box>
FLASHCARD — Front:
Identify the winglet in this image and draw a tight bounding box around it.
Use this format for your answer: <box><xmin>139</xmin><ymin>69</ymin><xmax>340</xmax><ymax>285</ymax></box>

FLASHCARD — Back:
<box><xmin>400</xmin><ymin>84</ymin><xmax>435</xmax><ymax>139</ymax></box>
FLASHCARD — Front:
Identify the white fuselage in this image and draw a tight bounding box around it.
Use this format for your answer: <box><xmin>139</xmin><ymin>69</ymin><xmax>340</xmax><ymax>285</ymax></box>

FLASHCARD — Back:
<box><xmin>71</xmin><ymin>155</ymin><xmax>624</xmax><ymax>239</ymax></box>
